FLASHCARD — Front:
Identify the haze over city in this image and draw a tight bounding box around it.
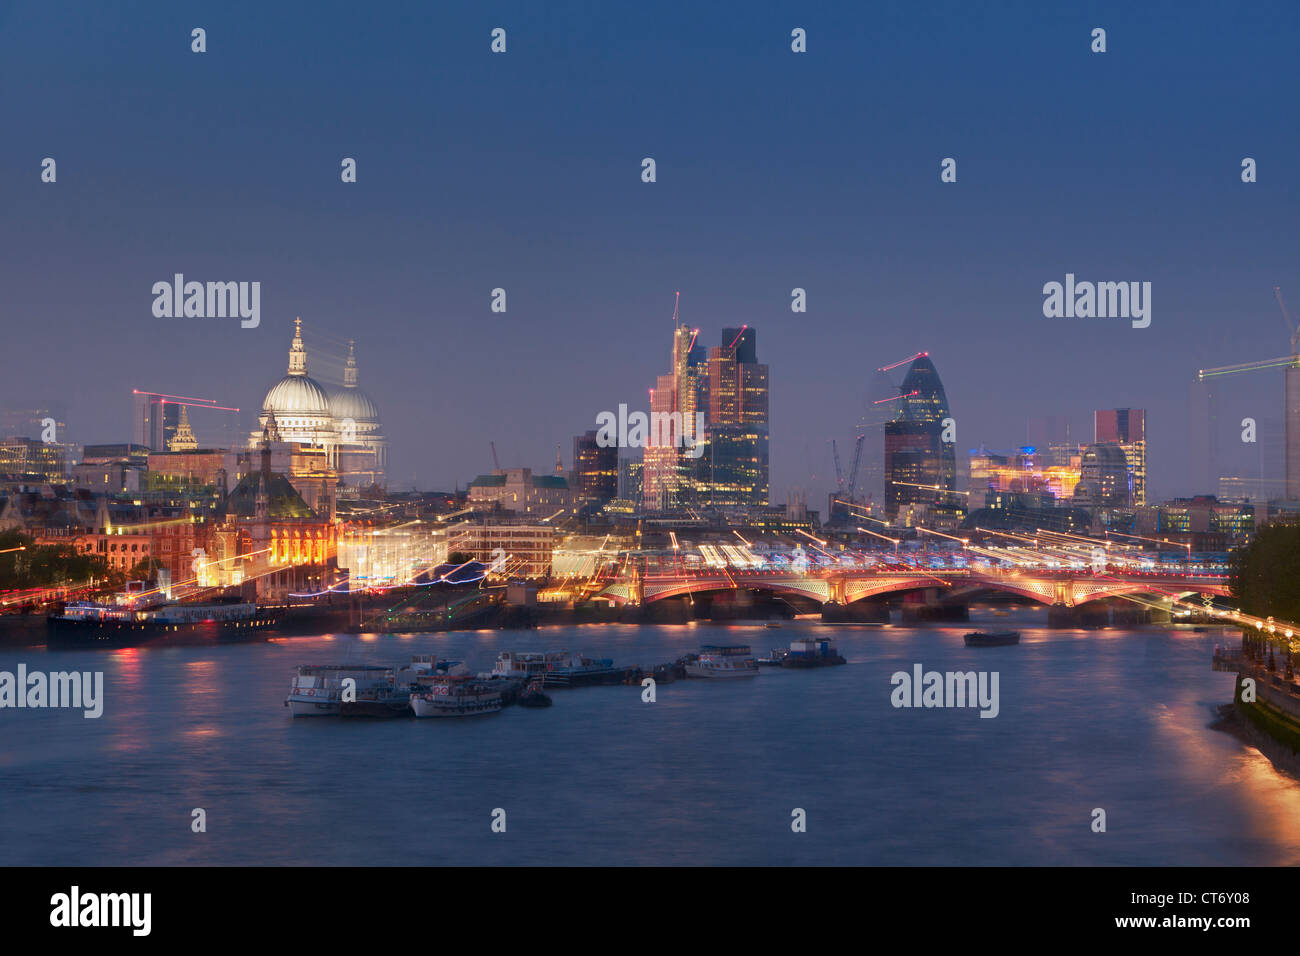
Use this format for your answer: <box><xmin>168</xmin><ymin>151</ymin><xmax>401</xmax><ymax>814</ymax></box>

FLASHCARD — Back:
<box><xmin>2</xmin><ymin>0</ymin><xmax>1297</xmax><ymax>501</ymax></box>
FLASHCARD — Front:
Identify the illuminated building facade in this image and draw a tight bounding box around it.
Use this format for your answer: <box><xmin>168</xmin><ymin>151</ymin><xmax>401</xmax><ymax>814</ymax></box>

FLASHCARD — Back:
<box><xmin>337</xmin><ymin>523</ymin><xmax>450</xmax><ymax>586</ymax></box>
<box><xmin>642</xmin><ymin>323</ymin><xmax>704</xmax><ymax>510</ymax></box>
<box><xmin>146</xmin><ymin>450</ymin><xmax>228</xmax><ymax>491</ymax></box>
<box><xmin>572</xmin><ymin>430</ymin><xmax>618</xmax><ymax>506</ymax></box>
<box><xmin>467</xmin><ymin>467</ymin><xmax>578</xmax><ymax>517</ymax></box>
<box><xmin>448</xmin><ymin>520</ymin><xmax>555</xmax><ymax>578</ymax></box>
<box><xmin>1074</xmin><ymin>442</ymin><xmax>1132</xmax><ymax>506</ymax></box>
<box><xmin>617</xmin><ymin>456</ymin><xmax>643</xmax><ymax>508</ymax></box>
<box><xmin>72</xmin><ymin>531</ymin><xmax>152</xmax><ymax>573</ymax></box>
<box><xmin>1152</xmin><ymin>495</ymin><xmax>1254</xmax><ymax>542</ymax></box>
<box><xmin>1095</xmin><ymin>408</ymin><xmax>1146</xmax><ymax>506</ymax></box>
<box><xmin>968</xmin><ymin>447</ymin><xmax>1081</xmax><ymax>504</ymax></box>
<box><xmin>884</xmin><ymin>354</ymin><xmax>961</xmax><ymax>524</ymax></box>
<box><xmin>0</xmin><ymin>436</ymin><xmax>68</xmax><ymax>482</ymax></box>
<box><xmin>218</xmin><ymin>442</ymin><xmax>338</xmax><ymax>599</ymax></box>
<box><xmin>700</xmin><ymin>327</ymin><xmax>770</xmax><ymax>508</ymax></box>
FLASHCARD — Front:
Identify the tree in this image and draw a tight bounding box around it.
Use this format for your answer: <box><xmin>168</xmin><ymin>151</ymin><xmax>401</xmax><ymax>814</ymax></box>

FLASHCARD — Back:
<box><xmin>1230</xmin><ymin>524</ymin><xmax>1300</xmax><ymax>624</ymax></box>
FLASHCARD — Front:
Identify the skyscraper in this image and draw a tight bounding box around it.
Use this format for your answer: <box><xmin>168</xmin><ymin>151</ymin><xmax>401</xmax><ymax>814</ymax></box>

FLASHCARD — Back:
<box><xmin>642</xmin><ymin>323</ymin><xmax>702</xmax><ymax>510</ymax></box>
<box><xmin>884</xmin><ymin>354</ymin><xmax>960</xmax><ymax>523</ymax></box>
<box><xmin>702</xmin><ymin>326</ymin><xmax>769</xmax><ymax>508</ymax></box>
<box><xmin>1095</xmin><ymin>408</ymin><xmax>1145</xmax><ymax>505</ymax></box>
<box><xmin>144</xmin><ymin>396</ymin><xmax>180</xmax><ymax>452</ymax></box>
<box><xmin>572</xmin><ymin>430</ymin><xmax>617</xmax><ymax>506</ymax></box>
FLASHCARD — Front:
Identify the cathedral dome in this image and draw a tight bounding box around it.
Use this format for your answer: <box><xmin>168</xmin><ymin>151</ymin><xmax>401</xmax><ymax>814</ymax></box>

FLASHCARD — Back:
<box><xmin>329</xmin><ymin>386</ymin><xmax>379</xmax><ymax>423</ymax></box>
<box><xmin>259</xmin><ymin>317</ymin><xmax>333</xmax><ymax>417</ymax></box>
<box><xmin>328</xmin><ymin>340</ymin><xmax>381</xmax><ymax>425</ymax></box>
<box><xmin>264</xmin><ymin>374</ymin><xmax>333</xmax><ymax>416</ymax></box>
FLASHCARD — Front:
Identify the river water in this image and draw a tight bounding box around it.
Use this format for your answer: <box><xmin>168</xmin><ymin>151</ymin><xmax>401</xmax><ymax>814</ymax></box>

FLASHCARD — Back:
<box><xmin>2</xmin><ymin>606</ymin><xmax>1297</xmax><ymax>866</ymax></box>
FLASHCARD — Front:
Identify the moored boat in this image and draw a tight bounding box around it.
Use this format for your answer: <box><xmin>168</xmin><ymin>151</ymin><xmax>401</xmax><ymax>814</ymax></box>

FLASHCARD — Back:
<box><xmin>964</xmin><ymin>631</ymin><xmax>1020</xmax><ymax>647</ymax></box>
<box><xmin>410</xmin><ymin>674</ymin><xmax>504</xmax><ymax>718</ymax></box>
<box><xmin>49</xmin><ymin>591</ymin><xmax>279</xmax><ymax>648</ymax></box>
<box><xmin>492</xmin><ymin>650</ymin><xmax>631</xmax><ymax>687</ymax></box>
<box><xmin>684</xmin><ymin>645</ymin><xmax>760</xmax><ymax>678</ymax></box>
<box><xmin>541</xmin><ymin>652</ymin><xmax>630</xmax><ymax>687</ymax></box>
<box><xmin>285</xmin><ymin>664</ymin><xmax>400</xmax><ymax>717</ymax></box>
<box><xmin>516</xmin><ymin>679</ymin><xmax>552</xmax><ymax>708</ymax></box>
<box><xmin>782</xmin><ymin>637</ymin><xmax>846</xmax><ymax>668</ymax></box>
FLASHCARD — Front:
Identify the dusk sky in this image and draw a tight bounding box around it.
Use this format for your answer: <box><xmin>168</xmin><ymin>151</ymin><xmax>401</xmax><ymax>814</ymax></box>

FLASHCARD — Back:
<box><xmin>2</xmin><ymin>0</ymin><xmax>1297</xmax><ymax>501</ymax></box>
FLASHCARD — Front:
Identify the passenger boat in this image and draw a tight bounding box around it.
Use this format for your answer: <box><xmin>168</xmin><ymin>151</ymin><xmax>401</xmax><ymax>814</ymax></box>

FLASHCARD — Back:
<box><xmin>782</xmin><ymin>637</ymin><xmax>846</xmax><ymax>668</ymax></box>
<box><xmin>410</xmin><ymin>674</ymin><xmax>504</xmax><ymax>718</ymax></box>
<box><xmin>48</xmin><ymin>588</ymin><xmax>279</xmax><ymax>648</ymax></box>
<box><xmin>684</xmin><ymin>645</ymin><xmax>760</xmax><ymax>678</ymax></box>
<box><xmin>492</xmin><ymin>650</ymin><xmax>630</xmax><ymax>687</ymax></box>
<box><xmin>286</xmin><ymin>656</ymin><xmax>453</xmax><ymax>717</ymax></box>
<box><xmin>285</xmin><ymin>664</ymin><xmax>402</xmax><ymax>717</ymax></box>
<box><xmin>491</xmin><ymin>651</ymin><xmax>553</xmax><ymax>679</ymax></box>
<box><xmin>963</xmin><ymin>631</ymin><xmax>1020</xmax><ymax>647</ymax></box>
<box><xmin>540</xmin><ymin>652</ymin><xmax>628</xmax><ymax>687</ymax></box>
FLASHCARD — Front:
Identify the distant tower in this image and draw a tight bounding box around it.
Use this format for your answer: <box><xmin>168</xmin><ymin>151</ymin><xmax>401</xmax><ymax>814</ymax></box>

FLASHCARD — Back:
<box><xmin>262</xmin><ymin>411</ymin><xmax>283</xmax><ymax>444</ymax></box>
<box><xmin>168</xmin><ymin>404</ymin><xmax>199</xmax><ymax>451</ymax></box>
<box><xmin>1094</xmin><ymin>408</ymin><xmax>1146</xmax><ymax>505</ymax></box>
<box><xmin>884</xmin><ymin>354</ymin><xmax>960</xmax><ymax>522</ymax></box>
<box><xmin>555</xmin><ymin>443</ymin><xmax>564</xmax><ymax>475</ymax></box>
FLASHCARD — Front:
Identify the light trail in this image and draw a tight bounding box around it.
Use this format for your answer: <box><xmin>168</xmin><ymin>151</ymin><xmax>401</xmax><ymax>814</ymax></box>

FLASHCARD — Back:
<box><xmin>878</xmin><ymin>351</ymin><xmax>928</xmax><ymax>372</ymax></box>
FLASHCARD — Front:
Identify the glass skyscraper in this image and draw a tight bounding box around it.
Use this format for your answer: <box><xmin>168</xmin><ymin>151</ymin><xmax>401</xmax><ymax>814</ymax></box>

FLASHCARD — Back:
<box><xmin>884</xmin><ymin>354</ymin><xmax>961</xmax><ymax>523</ymax></box>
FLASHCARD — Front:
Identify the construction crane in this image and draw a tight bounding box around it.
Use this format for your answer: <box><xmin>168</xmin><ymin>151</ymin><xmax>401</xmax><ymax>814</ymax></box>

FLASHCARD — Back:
<box><xmin>1191</xmin><ymin>285</ymin><xmax>1300</xmax><ymax>499</ymax></box>
<box><xmin>490</xmin><ymin>441</ymin><xmax>501</xmax><ymax>471</ymax></box>
<box><xmin>831</xmin><ymin>440</ymin><xmax>845</xmax><ymax>489</ymax></box>
<box><xmin>846</xmin><ymin>433</ymin><xmax>866</xmax><ymax>500</ymax></box>
<box><xmin>1277</xmin><ymin>285</ymin><xmax>1299</xmax><ymax>353</ymax></box>
<box><xmin>1197</xmin><ymin>287</ymin><xmax>1300</xmax><ymax>381</ymax></box>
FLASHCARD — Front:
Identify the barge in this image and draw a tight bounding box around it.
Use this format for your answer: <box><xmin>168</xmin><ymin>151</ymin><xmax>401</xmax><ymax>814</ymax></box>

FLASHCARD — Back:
<box><xmin>49</xmin><ymin>595</ymin><xmax>279</xmax><ymax>648</ymax></box>
<box><xmin>964</xmin><ymin>631</ymin><xmax>1020</xmax><ymax>647</ymax></box>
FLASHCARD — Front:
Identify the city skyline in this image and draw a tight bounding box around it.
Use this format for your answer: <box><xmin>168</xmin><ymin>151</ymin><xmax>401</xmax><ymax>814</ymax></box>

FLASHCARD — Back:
<box><xmin>5</xmin><ymin>0</ymin><xmax>1300</xmax><ymax>893</ymax></box>
<box><xmin>2</xmin><ymin>2</ymin><xmax>1297</xmax><ymax>503</ymax></box>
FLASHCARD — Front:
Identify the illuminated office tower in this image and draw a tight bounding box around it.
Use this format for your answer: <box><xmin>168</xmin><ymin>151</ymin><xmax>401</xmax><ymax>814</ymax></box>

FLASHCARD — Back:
<box><xmin>1095</xmin><ymin>408</ymin><xmax>1146</xmax><ymax>505</ymax></box>
<box><xmin>702</xmin><ymin>327</ymin><xmax>769</xmax><ymax>508</ymax></box>
<box><xmin>642</xmin><ymin>323</ymin><xmax>702</xmax><ymax>510</ymax></box>
<box><xmin>572</xmin><ymin>430</ymin><xmax>618</xmax><ymax>506</ymax></box>
<box><xmin>883</xmin><ymin>354</ymin><xmax>959</xmax><ymax>522</ymax></box>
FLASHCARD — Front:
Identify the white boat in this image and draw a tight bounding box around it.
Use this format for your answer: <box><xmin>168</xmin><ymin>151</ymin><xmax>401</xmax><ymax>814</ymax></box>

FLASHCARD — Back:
<box><xmin>684</xmin><ymin>645</ymin><xmax>760</xmax><ymax>679</ymax></box>
<box><xmin>491</xmin><ymin>650</ymin><xmax>554</xmax><ymax>679</ymax></box>
<box><xmin>286</xmin><ymin>664</ymin><xmax>398</xmax><ymax>716</ymax></box>
<box><xmin>491</xmin><ymin>650</ymin><xmax>625</xmax><ymax>686</ymax></box>
<box><xmin>410</xmin><ymin>674</ymin><xmax>504</xmax><ymax>718</ymax></box>
<box><xmin>285</xmin><ymin>657</ymin><xmax>451</xmax><ymax>717</ymax></box>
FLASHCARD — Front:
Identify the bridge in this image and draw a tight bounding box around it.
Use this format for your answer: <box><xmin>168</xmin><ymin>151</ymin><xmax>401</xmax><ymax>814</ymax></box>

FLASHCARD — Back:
<box><xmin>594</xmin><ymin>565</ymin><xmax>1230</xmax><ymax>610</ymax></box>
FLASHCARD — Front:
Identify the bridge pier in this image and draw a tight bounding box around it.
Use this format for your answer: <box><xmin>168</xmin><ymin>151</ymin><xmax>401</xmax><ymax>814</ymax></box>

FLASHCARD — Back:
<box><xmin>822</xmin><ymin>599</ymin><xmax>889</xmax><ymax>624</ymax></box>
<box><xmin>1047</xmin><ymin>599</ymin><xmax>1155</xmax><ymax>628</ymax></box>
<box><xmin>899</xmin><ymin>588</ymin><xmax>969</xmax><ymax>623</ymax></box>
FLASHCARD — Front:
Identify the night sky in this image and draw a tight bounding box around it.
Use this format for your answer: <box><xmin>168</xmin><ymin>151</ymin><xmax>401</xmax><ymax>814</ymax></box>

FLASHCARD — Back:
<box><xmin>2</xmin><ymin>0</ymin><xmax>1297</xmax><ymax>502</ymax></box>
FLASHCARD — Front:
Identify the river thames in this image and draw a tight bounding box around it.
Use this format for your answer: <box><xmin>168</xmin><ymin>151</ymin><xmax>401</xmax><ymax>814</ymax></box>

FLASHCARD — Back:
<box><xmin>3</xmin><ymin>607</ymin><xmax>1298</xmax><ymax>866</ymax></box>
